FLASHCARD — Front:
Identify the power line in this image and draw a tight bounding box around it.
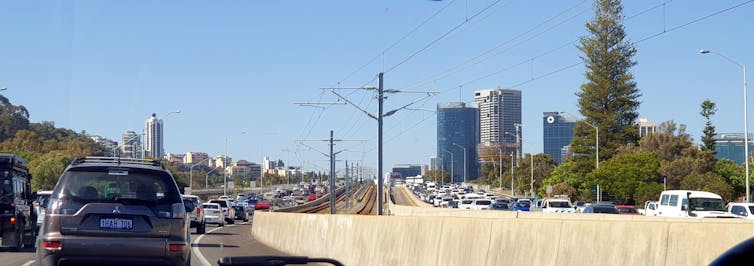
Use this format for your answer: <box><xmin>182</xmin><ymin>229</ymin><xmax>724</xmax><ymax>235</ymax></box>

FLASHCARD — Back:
<box><xmin>384</xmin><ymin>0</ymin><xmax>507</xmax><ymax>74</ymax></box>
<box><xmin>496</xmin><ymin>0</ymin><xmax>754</xmax><ymax>90</ymax></box>
<box><xmin>336</xmin><ymin>0</ymin><xmax>459</xmax><ymax>85</ymax></box>
<box><xmin>404</xmin><ymin>0</ymin><xmax>589</xmax><ymax>90</ymax></box>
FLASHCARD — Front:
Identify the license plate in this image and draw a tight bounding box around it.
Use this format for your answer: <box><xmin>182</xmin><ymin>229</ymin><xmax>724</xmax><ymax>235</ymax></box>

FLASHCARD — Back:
<box><xmin>100</xmin><ymin>218</ymin><xmax>133</xmax><ymax>230</ymax></box>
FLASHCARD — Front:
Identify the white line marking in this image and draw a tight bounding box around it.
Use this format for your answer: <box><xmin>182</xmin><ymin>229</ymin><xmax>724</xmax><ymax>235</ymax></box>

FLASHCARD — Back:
<box><xmin>192</xmin><ymin>225</ymin><xmax>225</xmax><ymax>266</ymax></box>
<box><xmin>21</xmin><ymin>260</ymin><xmax>35</xmax><ymax>266</ymax></box>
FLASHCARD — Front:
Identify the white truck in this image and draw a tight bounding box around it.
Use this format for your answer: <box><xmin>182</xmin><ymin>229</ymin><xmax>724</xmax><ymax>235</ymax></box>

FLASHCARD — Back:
<box><xmin>655</xmin><ymin>190</ymin><xmax>736</xmax><ymax>218</ymax></box>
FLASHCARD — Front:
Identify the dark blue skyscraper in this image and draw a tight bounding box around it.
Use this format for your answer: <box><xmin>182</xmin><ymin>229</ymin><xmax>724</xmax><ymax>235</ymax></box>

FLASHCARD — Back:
<box><xmin>437</xmin><ymin>102</ymin><xmax>479</xmax><ymax>183</ymax></box>
<box><xmin>715</xmin><ymin>133</ymin><xmax>754</xmax><ymax>165</ymax></box>
<box><xmin>543</xmin><ymin>112</ymin><xmax>577</xmax><ymax>164</ymax></box>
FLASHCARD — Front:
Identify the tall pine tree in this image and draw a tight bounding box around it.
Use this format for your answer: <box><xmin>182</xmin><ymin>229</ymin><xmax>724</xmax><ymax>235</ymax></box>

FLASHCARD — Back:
<box><xmin>700</xmin><ymin>99</ymin><xmax>717</xmax><ymax>153</ymax></box>
<box><xmin>570</xmin><ymin>0</ymin><xmax>640</xmax><ymax>167</ymax></box>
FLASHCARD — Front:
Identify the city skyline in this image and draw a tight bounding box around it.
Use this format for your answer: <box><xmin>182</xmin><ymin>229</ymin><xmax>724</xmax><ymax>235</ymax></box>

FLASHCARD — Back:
<box><xmin>1</xmin><ymin>2</ymin><xmax>753</xmax><ymax>174</ymax></box>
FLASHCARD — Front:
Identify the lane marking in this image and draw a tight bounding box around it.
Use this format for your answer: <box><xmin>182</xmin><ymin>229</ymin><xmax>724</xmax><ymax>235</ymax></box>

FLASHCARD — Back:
<box><xmin>21</xmin><ymin>260</ymin><xmax>35</xmax><ymax>266</ymax></box>
<box><xmin>192</xmin><ymin>225</ymin><xmax>226</xmax><ymax>266</ymax></box>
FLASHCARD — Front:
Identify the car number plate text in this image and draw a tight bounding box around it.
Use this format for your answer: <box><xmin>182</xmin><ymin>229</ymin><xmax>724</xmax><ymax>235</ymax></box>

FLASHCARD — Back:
<box><xmin>100</xmin><ymin>218</ymin><xmax>133</xmax><ymax>230</ymax></box>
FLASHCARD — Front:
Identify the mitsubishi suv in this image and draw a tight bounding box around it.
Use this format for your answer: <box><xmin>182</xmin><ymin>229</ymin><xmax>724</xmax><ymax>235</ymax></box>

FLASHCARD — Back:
<box><xmin>36</xmin><ymin>157</ymin><xmax>192</xmax><ymax>266</ymax></box>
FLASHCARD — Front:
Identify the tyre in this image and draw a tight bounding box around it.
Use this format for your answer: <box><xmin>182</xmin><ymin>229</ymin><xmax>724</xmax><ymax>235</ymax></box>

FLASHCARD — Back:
<box><xmin>243</xmin><ymin>215</ymin><xmax>249</xmax><ymax>222</ymax></box>
<box><xmin>229</xmin><ymin>219</ymin><xmax>235</xmax><ymax>225</ymax></box>
<box><xmin>219</xmin><ymin>222</ymin><xmax>224</xmax><ymax>227</ymax></box>
<box><xmin>197</xmin><ymin>223</ymin><xmax>205</xmax><ymax>234</ymax></box>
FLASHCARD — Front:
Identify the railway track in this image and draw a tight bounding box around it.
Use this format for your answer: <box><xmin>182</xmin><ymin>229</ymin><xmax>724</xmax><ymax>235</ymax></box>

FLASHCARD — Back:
<box><xmin>298</xmin><ymin>188</ymin><xmax>349</xmax><ymax>214</ymax></box>
<box><xmin>356</xmin><ymin>185</ymin><xmax>377</xmax><ymax>215</ymax></box>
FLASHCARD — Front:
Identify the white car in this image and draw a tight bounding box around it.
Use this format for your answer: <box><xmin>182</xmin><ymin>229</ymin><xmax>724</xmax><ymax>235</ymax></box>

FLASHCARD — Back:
<box><xmin>34</xmin><ymin>190</ymin><xmax>53</xmax><ymax>226</ymax></box>
<box><xmin>458</xmin><ymin>199</ymin><xmax>474</xmax><ymax>210</ymax></box>
<box><xmin>202</xmin><ymin>203</ymin><xmax>226</xmax><ymax>227</ymax></box>
<box><xmin>727</xmin><ymin>203</ymin><xmax>754</xmax><ymax>219</ymax></box>
<box><xmin>540</xmin><ymin>199</ymin><xmax>575</xmax><ymax>213</ymax></box>
<box><xmin>209</xmin><ymin>199</ymin><xmax>236</xmax><ymax>224</ymax></box>
<box><xmin>470</xmin><ymin>199</ymin><xmax>493</xmax><ymax>210</ymax></box>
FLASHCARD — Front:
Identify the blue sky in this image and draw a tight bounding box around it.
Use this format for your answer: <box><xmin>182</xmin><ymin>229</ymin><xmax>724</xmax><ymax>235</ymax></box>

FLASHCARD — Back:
<box><xmin>1</xmin><ymin>1</ymin><xmax>752</xmax><ymax>177</ymax></box>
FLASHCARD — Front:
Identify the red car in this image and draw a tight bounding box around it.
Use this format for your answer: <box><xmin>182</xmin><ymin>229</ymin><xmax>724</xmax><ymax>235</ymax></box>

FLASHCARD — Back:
<box><xmin>307</xmin><ymin>195</ymin><xmax>317</xmax><ymax>201</ymax></box>
<box><xmin>254</xmin><ymin>200</ymin><xmax>271</xmax><ymax>210</ymax></box>
<box><xmin>615</xmin><ymin>205</ymin><xmax>640</xmax><ymax>215</ymax></box>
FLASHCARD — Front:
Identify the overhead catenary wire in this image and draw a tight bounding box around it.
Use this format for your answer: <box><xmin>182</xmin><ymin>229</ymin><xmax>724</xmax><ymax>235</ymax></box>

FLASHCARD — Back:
<box><xmin>489</xmin><ymin>0</ymin><xmax>754</xmax><ymax>91</ymax></box>
<box><xmin>404</xmin><ymin>0</ymin><xmax>590</xmax><ymax>90</ymax></box>
<box><xmin>383</xmin><ymin>0</ymin><xmax>507</xmax><ymax>74</ymax></box>
<box><xmin>336</xmin><ymin>0</ymin><xmax>459</xmax><ymax>86</ymax></box>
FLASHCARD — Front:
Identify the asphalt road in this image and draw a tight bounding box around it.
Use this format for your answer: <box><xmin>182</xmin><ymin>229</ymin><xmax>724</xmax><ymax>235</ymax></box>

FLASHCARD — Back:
<box><xmin>0</xmin><ymin>220</ymin><xmax>287</xmax><ymax>266</ymax></box>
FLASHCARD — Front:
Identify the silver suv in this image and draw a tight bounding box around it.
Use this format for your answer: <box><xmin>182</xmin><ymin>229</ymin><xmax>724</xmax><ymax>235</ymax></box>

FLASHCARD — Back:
<box><xmin>36</xmin><ymin>157</ymin><xmax>191</xmax><ymax>266</ymax></box>
<box><xmin>183</xmin><ymin>195</ymin><xmax>205</xmax><ymax>234</ymax></box>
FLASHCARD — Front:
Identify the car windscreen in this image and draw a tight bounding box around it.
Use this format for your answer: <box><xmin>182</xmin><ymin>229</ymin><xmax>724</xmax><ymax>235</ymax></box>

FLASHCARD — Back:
<box><xmin>37</xmin><ymin>194</ymin><xmax>51</xmax><ymax>208</ymax></box>
<box><xmin>476</xmin><ymin>200</ymin><xmax>492</xmax><ymax>205</ymax></box>
<box><xmin>203</xmin><ymin>204</ymin><xmax>219</xmax><ymax>209</ymax></box>
<box><xmin>549</xmin><ymin>201</ymin><xmax>571</xmax><ymax>208</ymax></box>
<box><xmin>51</xmin><ymin>167</ymin><xmax>181</xmax><ymax>205</ymax></box>
<box><xmin>689</xmin><ymin>197</ymin><xmax>725</xmax><ymax>212</ymax></box>
<box><xmin>0</xmin><ymin>178</ymin><xmax>12</xmax><ymax>198</ymax></box>
<box><xmin>210</xmin><ymin>200</ymin><xmax>229</xmax><ymax>208</ymax></box>
<box><xmin>515</xmin><ymin>202</ymin><xmax>530</xmax><ymax>208</ymax></box>
<box><xmin>593</xmin><ymin>206</ymin><xmax>620</xmax><ymax>214</ymax></box>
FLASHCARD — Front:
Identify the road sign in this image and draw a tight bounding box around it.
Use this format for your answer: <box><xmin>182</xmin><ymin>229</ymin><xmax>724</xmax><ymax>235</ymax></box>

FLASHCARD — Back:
<box><xmin>546</xmin><ymin>185</ymin><xmax>553</xmax><ymax>194</ymax></box>
<box><xmin>184</xmin><ymin>187</ymin><xmax>192</xmax><ymax>195</ymax></box>
<box><xmin>227</xmin><ymin>181</ymin><xmax>235</xmax><ymax>190</ymax></box>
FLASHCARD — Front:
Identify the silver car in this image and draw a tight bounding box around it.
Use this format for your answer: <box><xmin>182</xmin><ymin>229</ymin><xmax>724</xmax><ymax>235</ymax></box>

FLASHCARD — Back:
<box><xmin>36</xmin><ymin>157</ymin><xmax>191</xmax><ymax>266</ymax></box>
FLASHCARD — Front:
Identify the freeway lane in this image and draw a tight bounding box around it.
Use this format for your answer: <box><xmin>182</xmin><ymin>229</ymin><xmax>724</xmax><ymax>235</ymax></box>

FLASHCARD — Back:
<box><xmin>0</xmin><ymin>246</ymin><xmax>35</xmax><ymax>266</ymax></box>
<box><xmin>0</xmin><ymin>220</ymin><xmax>287</xmax><ymax>266</ymax></box>
<box><xmin>192</xmin><ymin>221</ymin><xmax>288</xmax><ymax>266</ymax></box>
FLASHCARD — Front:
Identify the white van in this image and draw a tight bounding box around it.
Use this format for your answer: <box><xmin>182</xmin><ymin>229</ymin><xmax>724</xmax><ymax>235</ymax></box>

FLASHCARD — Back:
<box><xmin>656</xmin><ymin>190</ymin><xmax>735</xmax><ymax>218</ymax></box>
<box><xmin>426</xmin><ymin>182</ymin><xmax>437</xmax><ymax>191</ymax></box>
<box><xmin>540</xmin><ymin>198</ymin><xmax>575</xmax><ymax>213</ymax></box>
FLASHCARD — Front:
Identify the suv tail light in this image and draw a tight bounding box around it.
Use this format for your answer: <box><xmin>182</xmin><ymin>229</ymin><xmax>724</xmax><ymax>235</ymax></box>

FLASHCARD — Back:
<box><xmin>196</xmin><ymin>207</ymin><xmax>201</xmax><ymax>216</ymax></box>
<box><xmin>169</xmin><ymin>243</ymin><xmax>187</xmax><ymax>252</ymax></box>
<box><xmin>43</xmin><ymin>240</ymin><xmax>62</xmax><ymax>250</ymax></box>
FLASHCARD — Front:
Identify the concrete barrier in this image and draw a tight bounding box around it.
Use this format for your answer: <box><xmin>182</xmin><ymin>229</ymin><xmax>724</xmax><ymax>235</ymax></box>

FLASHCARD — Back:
<box><xmin>251</xmin><ymin>209</ymin><xmax>754</xmax><ymax>266</ymax></box>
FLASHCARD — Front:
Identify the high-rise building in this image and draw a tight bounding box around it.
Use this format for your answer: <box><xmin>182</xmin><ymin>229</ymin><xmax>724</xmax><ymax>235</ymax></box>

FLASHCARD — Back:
<box><xmin>391</xmin><ymin>164</ymin><xmax>422</xmax><ymax>178</ymax></box>
<box><xmin>144</xmin><ymin>113</ymin><xmax>164</xmax><ymax>159</ymax></box>
<box><xmin>437</xmin><ymin>102</ymin><xmax>479</xmax><ymax>183</ymax></box>
<box><xmin>474</xmin><ymin>88</ymin><xmax>522</xmax><ymax>155</ymax></box>
<box><xmin>121</xmin><ymin>131</ymin><xmax>141</xmax><ymax>158</ymax></box>
<box><xmin>715</xmin><ymin>133</ymin><xmax>754</xmax><ymax>165</ymax></box>
<box><xmin>636</xmin><ymin>118</ymin><xmax>657</xmax><ymax>138</ymax></box>
<box><xmin>543</xmin><ymin>112</ymin><xmax>577</xmax><ymax>164</ymax></box>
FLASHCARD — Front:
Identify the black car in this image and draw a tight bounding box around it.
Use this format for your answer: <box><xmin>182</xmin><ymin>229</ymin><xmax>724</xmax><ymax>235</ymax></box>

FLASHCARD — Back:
<box><xmin>232</xmin><ymin>205</ymin><xmax>253</xmax><ymax>222</ymax></box>
<box><xmin>0</xmin><ymin>154</ymin><xmax>37</xmax><ymax>250</ymax></box>
<box><xmin>582</xmin><ymin>203</ymin><xmax>621</xmax><ymax>214</ymax></box>
<box><xmin>491</xmin><ymin>202</ymin><xmax>511</xmax><ymax>211</ymax></box>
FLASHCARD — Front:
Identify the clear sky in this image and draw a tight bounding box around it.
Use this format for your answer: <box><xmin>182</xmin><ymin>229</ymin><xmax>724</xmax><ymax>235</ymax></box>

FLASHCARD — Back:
<box><xmin>1</xmin><ymin>1</ymin><xmax>752</xmax><ymax>177</ymax></box>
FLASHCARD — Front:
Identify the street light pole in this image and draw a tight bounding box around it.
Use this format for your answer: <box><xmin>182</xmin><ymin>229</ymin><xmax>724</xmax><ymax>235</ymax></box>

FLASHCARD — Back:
<box><xmin>189</xmin><ymin>157</ymin><xmax>212</xmax><ymax>190</ymax></box>
<box><xmin>452</xmin><ymin>143</ymin><xmax>467</xmax><ymax>183</ymax></box>
<box><xmin>700</xmin><ymin>49</ymin><xmax>749</xmax><ymax>202</ymax></box>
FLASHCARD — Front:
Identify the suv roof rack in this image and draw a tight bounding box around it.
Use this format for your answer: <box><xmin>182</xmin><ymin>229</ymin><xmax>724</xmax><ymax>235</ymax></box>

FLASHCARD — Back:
<box><xmin>71</xmin><ymin>156</ymin><xmax>166</xmax><ymax>170</ymax></box>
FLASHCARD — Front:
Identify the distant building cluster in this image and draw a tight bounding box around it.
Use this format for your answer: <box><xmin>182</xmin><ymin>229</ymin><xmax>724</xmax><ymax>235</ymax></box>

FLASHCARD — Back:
<box><xmin>389</xmin><ymin>86</ymin><xmax>667</xmax><ymax>182</ymax></box>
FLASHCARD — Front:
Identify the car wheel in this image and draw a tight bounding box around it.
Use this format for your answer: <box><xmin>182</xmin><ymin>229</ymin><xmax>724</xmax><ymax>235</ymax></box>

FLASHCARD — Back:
<box><xmin>197</xmin><ymin>223</ymin><xmax>205</xmax><ymax>234</ymax></box>
<box><xmin>229</xmin><ymin>219</ymin><xmax>235</xmax><ymax>224</ymax></box>
<box><xmin>243</xmin><ymin>215</ymin><xmax>249</xmax><ymax>222</ymax></box>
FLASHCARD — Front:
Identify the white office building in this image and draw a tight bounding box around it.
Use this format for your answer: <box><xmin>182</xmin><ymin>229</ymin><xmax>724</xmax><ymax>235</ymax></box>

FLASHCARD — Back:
<box><xmin>144</xmin><ymin>113</ymin><xmax>164</xmax><ymax>159</ymax></box>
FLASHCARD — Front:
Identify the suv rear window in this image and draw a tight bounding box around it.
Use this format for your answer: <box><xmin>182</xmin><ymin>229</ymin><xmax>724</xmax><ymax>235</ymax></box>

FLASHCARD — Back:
<box><xmin>210</xmin><ymin>200</ymin><xmax>228</xmax><ymax>208</ymax></box>
<box><xmin>51</xmin><ymin>167</ymin><xmax>181</xmax><ymax>205</ymax></box>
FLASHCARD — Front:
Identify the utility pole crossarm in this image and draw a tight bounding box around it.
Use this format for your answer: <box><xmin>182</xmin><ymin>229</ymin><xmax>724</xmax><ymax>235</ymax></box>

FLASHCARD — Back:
<box><xmin>328</xmin><ymin>90</ymin><xmax>378</xmax><ymax>120</ymax></box>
